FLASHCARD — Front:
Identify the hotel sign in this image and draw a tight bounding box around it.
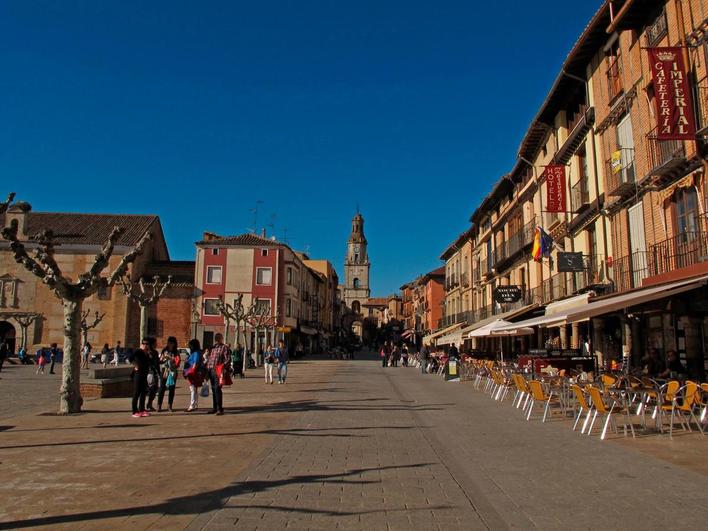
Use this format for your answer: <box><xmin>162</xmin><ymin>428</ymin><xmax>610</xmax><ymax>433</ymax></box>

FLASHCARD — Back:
<box><xmin>545</xmin><ymin>164</ymin><xmax>566</xmax><ymax>213</ymax></box>
<box><xmin>648</xmin><ymin>47</ymin><xmax>696</xmax><ymax>140</ymax></box>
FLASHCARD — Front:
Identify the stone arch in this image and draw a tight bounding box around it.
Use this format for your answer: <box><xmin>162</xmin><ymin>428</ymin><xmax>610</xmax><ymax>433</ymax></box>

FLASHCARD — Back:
<box><xmin>351</xmin><ymin>301</ymin><xmax>361</xmax><ymax>314</ymax></box>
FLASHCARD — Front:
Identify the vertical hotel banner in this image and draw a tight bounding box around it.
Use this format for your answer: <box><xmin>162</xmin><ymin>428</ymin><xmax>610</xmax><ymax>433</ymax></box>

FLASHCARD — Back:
<box><xmin>545</xmin><ymin>164</ymin><xmax>566</xmax><ymax>212</ymax></box>
<box><xmin>648</xmin><ymin>47</ymin><xmax>696</xmax><ymax>140</ymax></box>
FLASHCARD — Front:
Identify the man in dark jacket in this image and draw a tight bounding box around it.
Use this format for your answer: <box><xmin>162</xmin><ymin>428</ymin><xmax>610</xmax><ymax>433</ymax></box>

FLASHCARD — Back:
<box><xmin>129</xmin><ymin>339</ymin><xmax>151</xmax><ymax>417</ymax></box>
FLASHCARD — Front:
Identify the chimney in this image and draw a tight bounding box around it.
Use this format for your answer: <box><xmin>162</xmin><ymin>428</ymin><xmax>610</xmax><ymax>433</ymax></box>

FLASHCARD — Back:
<box><xmin>261</xmin><ymin>228</ymin><xmax>266</xmax><ymax>238</ymax></box>
<box><xmin>5</xmin><ymin>201</ymin><xmax>31</xmax><ymax>240</ymax></box>
<box><xmin>202</xmin><ymin>231</ymin><xmax>219</xmax><ymax>242</ymax></box>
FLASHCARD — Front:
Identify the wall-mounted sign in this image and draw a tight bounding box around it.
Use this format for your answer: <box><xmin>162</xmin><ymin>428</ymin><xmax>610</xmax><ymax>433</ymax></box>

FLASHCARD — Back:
<box><xmin>557</xmin><ymin>252</ymin><xmax>585</xmax><ymax>272</ymax></box>
<box><xmin>493</xmin><ymin>285</ymin><xmax>522</xmax><ymax>304</ymax></box>
<box><xmin>545</xmin><ymin>164</ymin><xmax>566</xmax><ymax>213</ymax></box>
<box><xmin>647</xmin><ymin>47</ymin><xmax>696</xmax><ymax>140</ymax></box>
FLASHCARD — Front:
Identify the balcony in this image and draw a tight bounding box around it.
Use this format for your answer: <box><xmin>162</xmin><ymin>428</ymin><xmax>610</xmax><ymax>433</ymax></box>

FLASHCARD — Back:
<box><xmin>460</xmin><ymin>272</ymin><xmax>470</xmax><ymax>288</ymax></box>
<box><xmin>646</xmin><ymin>127</ymin><xmax>686</xmax><ymax>179</ymax></box>
<box><xmin>571</xmin><ymin>180</ymin><xmax>590</xmax><ymax>213</ymax></box>
<box><xmin>605</xmin><ymin>148</ymin><xmax>635</xmax><ymax>196</ymax></box>
<box><xmin>612</xmin><ymin>230</ymin><xmax>708</xmax><ymax>293</ymax></box>
<box><xmin>645</xmin><ymin>8</ymin><xmax>668</xmax><ymax>46</ymax></box>
<box><xmin>606</xmin><ymin>56</ymin><xmax>623</xmax><ymax>102</ymax></box>
<box><xmin>541</xmin><ymin>273</ymin><xmax>569</xmax><ymax>304</ymax></box>
<box><xmin>479</xmin><ymin>257</ymin><xmax>493</xmax><ymax>279</ymax></box>
<box><xmin>494</xmin><ymin>217</ymin><xmax>536</xmax><ymax>269</ymax></box>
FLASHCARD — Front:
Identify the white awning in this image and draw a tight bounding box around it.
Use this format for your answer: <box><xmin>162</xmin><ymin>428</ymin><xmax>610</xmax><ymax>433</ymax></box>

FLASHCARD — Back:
<box><xmin>459</xmin><ymin>303</ymin><xmax>538</xmax><ymax>337</ymax></box>
<box><xmin>300</xmin><ymin>326</ymin><xmax>317</xmax><ymax>335</ymax></box>
<box><xmin>492</xmin><ymin>312</ymin><xmax>569</xmax><ymax>332</ymax></box>
<box><xmin>467</xmin><ymin>319</ymin><xmax>533</xmax><ymax>338</ymax></box>
<box><xmin>437</xmin><ymin>330</ymin><xmax>463</xmax><ymax>346</ymax></box>
<box><xmin>423</xmin><ymin>323</ymin><xmax>462</xmax><ymax>345</ymax></box>
<box><xmin>565</xmin><ymin>275</ymin><xmax>708</xmax><ymax>324</ymax></box>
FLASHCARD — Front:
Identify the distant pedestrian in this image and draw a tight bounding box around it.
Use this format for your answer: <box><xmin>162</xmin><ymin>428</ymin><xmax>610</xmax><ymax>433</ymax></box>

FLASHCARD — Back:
<box><xmin>380</xmin><ymin>341</ymin><xmax>391</xmax><ymax>368</ymax></box>
<box><xmin>420</xmin><ymin>345</ymin><xmax>429</xmax><ymax>374</ymax></box>
<box><xmin>18</xmin><ymin>346</ymin><xmax>29</xmax><ymax>365</ymax></box>
<box><xmin>264</xmin><ymin>344</ymin><xmax>275</xmax><ymax>384</ymax></box>
<box><xmin>114</xmin><ymin>341</ymin><xmax>124</xmax><ymax>365</ymax></box>
<box><xmin>402</xmin><ymin>345</ymin><xmax>409</xmax><ymax>367</ymax></box>
<box><xmin>449</xmin><ymin>343</ymin><xmax>459</xmax><ymax>360</ymax></box>
<box><xmin>49</xmin><ymin>343</ymin><xmax>59</xmax><ymax>374</ymax></box>
<box><xmin>100</xmin><ymin>343</ymin><xmax>111</xmax><ymax>368</ymax></box>
<box><xmin>157</xmin><ymin>336</ymin><xmax>180</xmax><ymax>412</ymax></box>
<box><xmin>129</xmin><ymin>339</ymin><xmax>150</xmax><ymax>417</ymax></box>
<box><xmin>0</xmin><ymin>340</ymin><xmax>8</xmax><ymax>373</ymax></box>
<box><xmin>81</xmin><ymin>342</ymin><xmax>91</xmax><ymax>369</ymax></box>
<box><xmin>232</xmin><ymin>343</ymin><xmax>243</xmax><ymax>378</ymax></box>
<box><xmin>275</xmin><ymin>339</ymin><xmax>289</xmax><ymax>384</ymax></box>
<box><xmin>391</xmin><ymin>345</ymin><xmax>400</xmax><ymax>367</ymax></box>
<box><xmin>111</xmin><ymin>347</ymin><xmax>119</xmax><ymax>366</ymax></box>
<box><xmin>145</xmin><ymin>338</ymin><xmax>161</xmax><ymax>411</ymax></box>
<box><xmin>206</xmin><ymin>333</ymin><xmax>230</xmax><ymax>414</ymax></box>
<box><xmin>183</xmin><ymin>338</ymin><xmax>206</xmax><ymax>412</ymax></box>
<box><xmin>36</xmin><ymin>348</ymin><xmax>47</xmax><ymax>374</ymax></box>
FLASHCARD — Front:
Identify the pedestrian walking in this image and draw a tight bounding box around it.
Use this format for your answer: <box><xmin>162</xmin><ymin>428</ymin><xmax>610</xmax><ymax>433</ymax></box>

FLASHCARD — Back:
<box><xmin>420</xmin><ymin>345</ymin><xmax>429</xmax><ymax>374</ymax></box>
<box><xmin>0</xmin><ymin>340</ymin><xmax>8</xmax><ymax>373</ymax></box>
<box><xmin>263</xmin><ymin>344</ymin><xmax>275</xmax><ymax>384</ymax></box>
<box><xmin>114</xmin><ymin>341</ymin><xmax>124</xmax><ymax>365</ymax></box>
<box><xmin>49</xmin><ymin>343</ymin><xmax>58</xmax><ymax>374</ymax></box>
<box><xmin>81</xmin><ymin>342</ymin><xmax>91</xmax><ymax>369</ymax></box>
<box><xmin>402</xmin><ymin>345</ymin><xmax>409</xmax><ymax>367</ymax></box>
<box><xmin>231</xmin><ymin>343</ymin><xmax>243</xmax><ymax>379</ymax></box>
<box><xmin>206</xmin><ymin>333</ymin><xmax>230</xmax><ymax>415</ymax></box>
<box><xmin>100</xmin><ymin>343</ymin><xmax>111</xmax><ymax>368</ymax></box>
<box><xmin>145</xmin><ymin>338</ymin><xmax>161</xmax><ymax>411</ymax></box>
<box><xmin>157</xmin><ymin>336</ymin><xmax>181</xmax><ymax>412</ymax></box>
<box><xmin>129</xmin><ymin>339</ymin><xmax>150</xmax><ymax>417</ymax></box>
<box><xmin>35</xmin><ymin>348</ymin><xmax>47</xmax><ymax>374</ymax></box>
<box><xmin>275</xmin><ymin>339</ymin><xmax>289</xmax><ymax>384</ymax></box>
<box><xmin>391</xmin><ymin>345</ymin><xmax>400</xmax><ymax>367</ymax></box>
<box><xmin>183</xmin><ymin>338</ymin><xmax>205</xmax><ymax>412</ymax></box>
<box><xmin>380</xmin><ymin>341</ymin><xmax>391</xmax><ymax>368</ymax></box>
<box><xmin>111</xmin><ymin>347</ymin><xmax>119</xmax><ymax>366</ymax></box>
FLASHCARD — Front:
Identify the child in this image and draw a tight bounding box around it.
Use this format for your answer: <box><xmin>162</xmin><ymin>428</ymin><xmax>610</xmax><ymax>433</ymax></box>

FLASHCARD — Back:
<box><xmin>36</xmin><ymin>348</ymin><xmax>47</xmax><ymax>375</ymax></box>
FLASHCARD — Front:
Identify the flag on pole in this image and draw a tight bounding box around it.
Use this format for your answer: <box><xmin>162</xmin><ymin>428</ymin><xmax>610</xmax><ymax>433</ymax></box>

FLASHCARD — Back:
<box><xmin>532</xmin><ymin>227</ymin><xmax>552</xmax><ymax>262</ymax></box>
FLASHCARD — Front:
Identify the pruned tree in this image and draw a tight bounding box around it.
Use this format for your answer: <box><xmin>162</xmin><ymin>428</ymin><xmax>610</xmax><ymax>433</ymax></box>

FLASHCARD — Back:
<box><xmin>79</xmin><ymin>309</ymin><xmax>106</xmax><ymax>346</ymax></box>
<box><xmin>0</xmin><ymin>193</ymin><xmax>152</xmax><ymax>414</ymax></box>
<box><xmin>0</xmin><ymin>192</ymin><xmax>15</xmax><ymax>214</ymax></box>
<box><xmin>216</xmin><ymin>294</ymin><xmax>256</xmax><ymax>372</ymax></box>
<box><xmin>118</xmin><ymin>275</ymin><xmax>172</xmax><ymax>340</ymax></box>
<box><xmin>247</xmin><ymin>301</ymin><xmax>276</xmax><ymax>356</ymax></box>
<box><xmin>13</xmin><ymin>312</ymin><xmax>41</xmax><ymax>351</ymax></box>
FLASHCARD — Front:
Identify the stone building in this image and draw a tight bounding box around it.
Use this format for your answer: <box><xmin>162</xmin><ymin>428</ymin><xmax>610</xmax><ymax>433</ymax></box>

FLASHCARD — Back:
<box><xmin>342</xmin><ymin>212</ymin><xmax>371</xmax><ymax>314</ymax></box>
<box><xmin>0</xmin><ymin>202</ymin><xmax>192</xmax><ymax>352</ymax></box>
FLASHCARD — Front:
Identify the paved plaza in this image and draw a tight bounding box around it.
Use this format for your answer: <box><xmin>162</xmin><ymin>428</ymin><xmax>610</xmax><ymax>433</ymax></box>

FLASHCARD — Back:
<box><xmin>0</xmin><ymin>354</ymin><xmax>706</xmax><ymax>530</ymax></box>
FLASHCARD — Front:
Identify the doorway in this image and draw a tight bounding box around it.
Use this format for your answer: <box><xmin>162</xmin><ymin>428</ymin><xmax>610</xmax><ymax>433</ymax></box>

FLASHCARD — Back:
<box><xmin>0</xmin><ymin>321</ymin><xmax>17</xmax><ymax>353</ymax></box>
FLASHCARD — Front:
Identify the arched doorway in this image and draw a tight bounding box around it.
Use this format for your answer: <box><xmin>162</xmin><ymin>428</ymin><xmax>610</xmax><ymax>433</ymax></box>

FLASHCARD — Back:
<box><xmin>0</xmin><ymin>321</ymin><xmax>17</xmax><ymax>354</ymax></box>
<box><xmin>351</xmin><ymin>320</ymin><xmax>363</xmax><ymax>340</ymax></box>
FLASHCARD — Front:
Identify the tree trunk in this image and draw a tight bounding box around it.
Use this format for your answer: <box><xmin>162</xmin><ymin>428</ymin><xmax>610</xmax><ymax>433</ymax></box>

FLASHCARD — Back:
<box><xmin>19</xmin><ymin>325</ymin><xmax>28</xmax><ymax>350</ymax></box>
<box><xmin>60</xmin><ymin>299</ymin><xmax>83</xmax><ymax>414</ymax></box>
<box><xmin>140</xmin><ymin>304</ymin><xmax>148</xmax><ymax>340</ymax></box>
<box><xmin>224</xmin><ymin>318</ymin><xmax>231</xmax><ymax>346</ymax></box>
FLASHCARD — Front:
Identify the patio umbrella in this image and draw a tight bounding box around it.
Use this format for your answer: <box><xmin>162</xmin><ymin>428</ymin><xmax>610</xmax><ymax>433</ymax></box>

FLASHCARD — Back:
<box><xmin>467</xmin><ymin>319</ymin><xmax>534</xmax><ymax>362</ymax></box>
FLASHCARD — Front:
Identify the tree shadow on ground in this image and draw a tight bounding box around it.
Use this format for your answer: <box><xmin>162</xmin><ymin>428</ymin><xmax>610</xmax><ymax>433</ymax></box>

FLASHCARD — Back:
<box><xmin>0</xmin><ymin>424</ymin><xmax>424</xmax><ymax>450</ymax></box>
<box><xmin>0</xmin><ymin>463</ymin><xmax>443</xmax><ymax>529</ymax></box>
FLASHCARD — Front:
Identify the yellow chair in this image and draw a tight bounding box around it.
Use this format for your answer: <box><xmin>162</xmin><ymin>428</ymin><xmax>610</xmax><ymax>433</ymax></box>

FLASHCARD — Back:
<box><xmin>512</xmin><ymin>374</ymin><xmax>531</xmax><ymax>410</ymax></box>
<box><xmin>699</xmin><ymin>383</ymin><xmax>708</xmax><ymax>423</ymax></box>
<box><xmin>653</xmin><ymin>380</ymin><xmax>680</xmax><ymax>428</ymax></box>
<box><xmin>570</xmin><ymin>384</ymin><xmax>592</xmax><ymax>433</ymax></box>
<box><xmin>600</xmin><ymin>374</ymin><xmax>617</xmax><ymax>388</ymax></box>
<box><xmin>662</xmin><ymin>381</ymin><xmax>705</xmax><ymax>438</ymax></box>
<box><xmin>526</xmin><ymin>380</ymin><xmax>560</xmax><ymax>422</ymax></box>
<box><xmin>586</xmin><ymin>386</ymin><xmax>635</xmax><ymax>440</ymax></box>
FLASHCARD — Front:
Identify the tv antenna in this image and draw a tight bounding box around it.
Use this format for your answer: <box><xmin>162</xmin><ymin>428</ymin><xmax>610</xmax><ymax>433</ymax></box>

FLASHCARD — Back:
<box><xmin>267</xmin><ymin>213</ymin><xmax>276</xmax><ymax>238</ymax></box>
<box><xmin>248</xmin><ymin>200</ymin><xmax>264</xmax><ymax>234</ymax></box>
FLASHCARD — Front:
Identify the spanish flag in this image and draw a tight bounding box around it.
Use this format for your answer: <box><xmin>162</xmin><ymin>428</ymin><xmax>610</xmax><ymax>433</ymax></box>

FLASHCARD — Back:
<box><xmin>532</xmin><ymin>227</ymin><xmax>552</xmax><ymax>262</ymax></box>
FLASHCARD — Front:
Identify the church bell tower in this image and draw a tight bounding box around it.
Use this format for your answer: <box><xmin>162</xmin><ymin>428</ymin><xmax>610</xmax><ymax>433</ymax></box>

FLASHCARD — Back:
<box><xmin>343</xmin><ymin>211</ymin><xmax>370</xmax><ymax>314</ymax></box>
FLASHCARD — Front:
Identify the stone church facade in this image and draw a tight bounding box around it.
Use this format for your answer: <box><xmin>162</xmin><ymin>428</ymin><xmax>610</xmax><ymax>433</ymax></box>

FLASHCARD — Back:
<box><xmin>342</xmin><ymin>212</ymin><xmax>370</xmax><ymax>315</ymax></box>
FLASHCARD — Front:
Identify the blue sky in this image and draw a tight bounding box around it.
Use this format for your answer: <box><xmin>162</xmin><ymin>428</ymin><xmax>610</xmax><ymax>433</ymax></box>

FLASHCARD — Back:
<box><xmin>1</xmin><ymin>1</ymin><xmax>599</xmax><ymax>295</ymax></box>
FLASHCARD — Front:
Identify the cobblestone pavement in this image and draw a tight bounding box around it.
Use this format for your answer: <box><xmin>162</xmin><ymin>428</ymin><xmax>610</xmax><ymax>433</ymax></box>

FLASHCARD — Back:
<box><xmin>1</xmin><ymin>354</ymin><xmax>707</xmax><ymax>530</ymax></box>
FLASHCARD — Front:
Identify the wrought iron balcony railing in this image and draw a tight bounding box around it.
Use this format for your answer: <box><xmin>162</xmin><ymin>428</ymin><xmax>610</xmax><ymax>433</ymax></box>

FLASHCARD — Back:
<box><xmin>605</xmin><ymin>147</ymin><xmax>635</xmax><ymax>196</ymax></box>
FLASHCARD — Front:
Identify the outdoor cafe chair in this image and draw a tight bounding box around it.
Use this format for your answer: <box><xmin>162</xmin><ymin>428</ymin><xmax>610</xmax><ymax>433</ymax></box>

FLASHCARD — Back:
<box><xmin>653</xmin><ymin>380</ymin><xmax>681</xmax><ymax>429</ymax></box>
<box><xmin>525</xmin><ymin>380</ymin><xmax>560</xmax><ymax>422</ymax></box>
<box><xmin>662</xmin><ymin>381</ymin><xmax>705</xmax><ymax>439</ymax></box>
<box><xmin>512</xmin><ymin>374</ymin><xmax>531</xmax><ymax>410</ymax></box>
<box><xmin>586</xmin><ymin>386</ymin><xmax>635</xmax><ymax>440</ymax></box>
<box><xmin>699</xmin><ymin>383</ymin><xmax>708</xmax><ymax>423</ymax></box>
<box><xmin>570</xmin><ymin>384</ymin><xmax>592</xmax><ymax>434</ymax></box>
<box><xmin>600</xmin><ymin>373</ymin><xmax>618</xmax><ymax>389</ymax></box>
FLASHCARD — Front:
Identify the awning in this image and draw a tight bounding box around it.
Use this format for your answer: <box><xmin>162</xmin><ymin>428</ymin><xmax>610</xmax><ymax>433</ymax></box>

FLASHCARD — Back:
<box><xmin>401</xmin><ymin>329</ymin><xmax>414</xmax><ymax>339</ymax></box>
<box><xmin>564</xmin><ymin>275</ymin><xmax>708</xmax><ymax>324</ymax></box>
<box><xmin>467</xmin><ymin>319</ymin><xmax>535</xmax><ymax>338</ymax></box>
<box><xmin>300</xmin><ymin>326</ymin><xmax>317</xmax><ymax>335</ymax></box>
<box><xmin>459</xmin><ymin>303</ymin><xmax>539</xmax><ymax>337</ymax></box>
<box><xmin>422</xmin><ymin>323</ymin><xmax>462</xmax><ymax>345</ymax></box>
<box><xmin>493</xmin><ymin>312</ymin><xmax>570</xmax><ymax>332</ymax></box>
<box><xmin>437</xmin><ymin>330</ymin><xmax>463</xmax><ymax>346</ymax></box>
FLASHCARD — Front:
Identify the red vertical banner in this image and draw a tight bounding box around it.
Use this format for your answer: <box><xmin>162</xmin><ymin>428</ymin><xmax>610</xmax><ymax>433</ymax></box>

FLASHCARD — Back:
<box><xmin>545</xmin><ymin>164</ymin><xmax>566</xmax><ymax>213</ymax></box>
<box><xmin>647</xmin><ymin>47</ymin><xmax>696</xmax><ymax>140</ymax></box>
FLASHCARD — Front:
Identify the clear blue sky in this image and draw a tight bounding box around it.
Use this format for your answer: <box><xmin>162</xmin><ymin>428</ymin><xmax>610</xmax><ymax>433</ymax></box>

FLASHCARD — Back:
<box><xmin>1</xmin><ymin>1</ymin><xmax>599</xmax><ymax>295</ymax></box>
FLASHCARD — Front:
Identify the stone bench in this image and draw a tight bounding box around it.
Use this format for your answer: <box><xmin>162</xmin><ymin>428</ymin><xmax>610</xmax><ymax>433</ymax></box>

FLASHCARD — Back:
<box><xmin>82</xmin><ymin>366</ymin><xmax>135</xmax><ymax>399</ymax></box>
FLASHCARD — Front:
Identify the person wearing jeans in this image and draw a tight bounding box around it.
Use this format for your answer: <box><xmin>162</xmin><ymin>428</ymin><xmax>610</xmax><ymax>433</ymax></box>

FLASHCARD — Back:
<box><xmin>129</xmin><ymin>340</ymin><xmax>150</xmax><ymax>417</ymax></box>
<box><xmin>264</xmin><ymin>344</ymin><xmax>275</xmax><ymax>384</ymax></box>
<box><xmin>183</xmin><ymin>339</ymin><xmax>204</xmax><ymax>412</ymax></box>
<box><xmin>275</xmin><ymin>340</ymin><xmax>289</xmax><ymax>384</ymax></box>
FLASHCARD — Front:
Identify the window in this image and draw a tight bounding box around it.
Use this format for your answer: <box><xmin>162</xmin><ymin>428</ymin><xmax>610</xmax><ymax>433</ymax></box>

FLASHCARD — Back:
<box><xmin>206</xmin><ymin>266</ymin><xmax>222</xmax><ymax>284</ymax></box>
<box><xmin>675</xmin><ymin>188</ymin><xmax>699</xmax><ymax>240</ymax></box>
<box><xmin>256</xmin><ymin>267</ymin><xmax>272</xmax><ymax>285</ymax></box>
<box><xmin>354</xmin><ymin>253</ymin><xmax>359</xmax><ymax>262</ymax></box>
<box><xmin>286</xmin><ymin>298</ymin><xmax>292</xmax><ymax>317</ymax></box>
<box><xmin>353</xmin><ymin>278</ymin><xmax>360</xmax><ymax>289</ymax></box>
<box><xmin>261</xmin><ymin>249</ymin><xmax>268</xmax><ymax>257</ymax></box>
<box><xmin>97</xmin><ymin>285</ymin><xmax>111</xmax><ymax>300</ymax></box>
<box><xmin>203</xmin><ymin>299</ymin><xmax>220</xmax><ymax>316</ymax></box>
<box><xmin>352</xmin><ymin>301</ymin><xmax>360</xmax><ymax>314</ymax></box>
<box><xmin>287</xmin><ymin>267</ymin><xmax>292</xmax><ymax>285</ymax></box>
<box><xmin>211</xmin><ymin>248</ymin><xmax>220</xmax><ymax>256</ymax></box>
<box><xmin>606</xmin><ymin>40</ymin><xmax>622</xmax><ymax>101</ymax></box>
<box><xmin>255</xmin><ymin>298</ymin><xmax>271</xmax><ymax>314</ymax></box>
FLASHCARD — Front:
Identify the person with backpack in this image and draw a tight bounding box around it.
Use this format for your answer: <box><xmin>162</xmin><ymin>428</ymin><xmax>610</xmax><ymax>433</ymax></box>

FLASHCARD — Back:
<box><xmin>129</xmin><ymin>339</ymin><xmax>151</xmax><ymax>417</ymax></box>
<box><xmin>205</xmin><ymin>333</ymin><xmax>230</xmax><ymax>414</ymax></box>
<box><xmin>183</xmin><ymin>338</ymin><xmax>205</xmax><ymax>412</ymax></box>
<box><xmin>275</xmin><ymin>339</ymin><xmax>289</xmax><ymax>384</ymax></box>
<box><xmin>263</xmin><ymin>344</ymin><xmax>275</xmax><ymax>384</ymax></box>
<box><xmin>157</xmin><ymin>336</ymin><xmax>181</xmax><ymax>412</ymax></box>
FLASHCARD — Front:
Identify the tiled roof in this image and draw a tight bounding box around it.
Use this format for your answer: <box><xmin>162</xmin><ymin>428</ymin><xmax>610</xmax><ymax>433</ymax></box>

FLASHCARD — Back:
<box><xmin>363</xmin><ymin>297</ymin><xmax>388</xmax><ymax>307</ymax></box>
<box><xmin>1</xmin><ymin>212</ymin><xmax>158</xmax><ymax>247</ymax></box>
<box><xmin>196</xmin><ymin>233</ymin><xmax>282</xmax><ymax>247</ymax></box>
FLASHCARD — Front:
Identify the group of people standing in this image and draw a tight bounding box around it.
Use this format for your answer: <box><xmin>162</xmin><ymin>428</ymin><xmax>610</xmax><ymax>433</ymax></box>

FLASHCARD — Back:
<box><xmin>379</xmin><ymin>341</ymin><xmax>410</xmax><ymax>367</ymax></box>
<box><xmin>128</xmin><ymin>333</ymin><xmax>291</xmax><ymax>418</ymax></box>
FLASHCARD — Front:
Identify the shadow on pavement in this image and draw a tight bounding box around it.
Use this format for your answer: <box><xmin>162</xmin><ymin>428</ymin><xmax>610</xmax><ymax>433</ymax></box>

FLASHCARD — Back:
<box><xmin>0</xmin><ymin>463</ymin><xmax>443</xmax><ymax>529</ymax></box>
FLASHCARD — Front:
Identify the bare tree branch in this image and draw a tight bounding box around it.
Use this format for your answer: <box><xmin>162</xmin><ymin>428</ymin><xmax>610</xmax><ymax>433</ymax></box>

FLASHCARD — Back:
<box><xmin>80</xmin><ymin>310</ymin><xmax>106</xmax><ymax>333</ymax></box>
<box><xmin>13</xmin><ymin>312</ymin><xmax>41</xmax><ymax>328</ymax></box>
<box><xmin>119</xmin><ymin>274</ymin><xmax>172</xmax><ymax>306</ymax></box>
<box><xmin>33</xmin><ymin>229</ymin><xmax>64</xmax><ymax>280</ymax></box>
<box><xmin>0</xmin><ymin>192</ymin><xmax>15</xmax><ymax>214</ymax></box>
<box><xmin>106</xmin><ymin>231</ymin><xmax>152</xmax><ymax>286</ymax></box>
